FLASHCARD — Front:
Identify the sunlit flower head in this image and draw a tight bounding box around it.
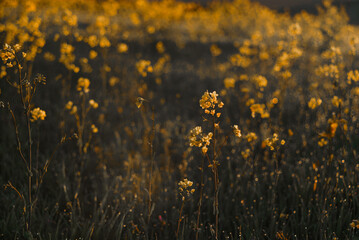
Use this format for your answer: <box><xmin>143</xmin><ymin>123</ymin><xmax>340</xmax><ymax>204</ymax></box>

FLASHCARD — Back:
<box><xmin>30</xmin><ymin>107</ymin><xmax>46</xmax><ymax>122</ymax></box>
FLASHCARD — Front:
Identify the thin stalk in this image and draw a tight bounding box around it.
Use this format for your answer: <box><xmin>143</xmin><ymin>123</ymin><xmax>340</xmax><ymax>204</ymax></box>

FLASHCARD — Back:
<box><xmin>176</xmin><ymin>199</ymin><xmax>185</xmax><ymax>239</ymax></box>
<box><xmin>212</xmin><ymin>115</ymin><xmax>219</xmax><ymax>240</ymax></box>
<box><xmin>16</xmin><ymin>58</ymin><xmax>33</xmax><ymax>232</ymax></box>
<box><xmin>195</xmin><ymin>157</ymin><xmax>204</xmax><ymax>240</ymax></box>
<box><xmin>147</xmin><ymin>104</ymin><xmax>155</xmax><ymax>224</ymax></box>
<box><xmin>8</xmin><ymin>105</ymin><xmax>30</xmax><ymax>173</ymax></box>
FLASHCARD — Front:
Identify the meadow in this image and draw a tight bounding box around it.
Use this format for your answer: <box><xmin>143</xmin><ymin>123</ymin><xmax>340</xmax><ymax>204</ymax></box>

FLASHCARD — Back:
<box><xmin>1</xmin><ymin>0</ymin><xmax>359</xmax><ymax>239</ymax></box>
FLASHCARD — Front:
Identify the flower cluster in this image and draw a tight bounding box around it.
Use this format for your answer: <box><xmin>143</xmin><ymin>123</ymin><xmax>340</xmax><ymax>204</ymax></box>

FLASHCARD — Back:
<box><xmin>233</xmin><ymin>125</ymin><xmax>242</xmax><ymax>138</ymax></box>
<box><xmin>249</xmin><ymin>103</ymin><xmax>269</xmax><ymax>118</ymax></box>
<box><xmin>319</xmin><ymin>115</ymin><xmax>347</xmax><ymax>139</ymax></box>
<box><xmin>77</xmin><ymin>77</ymin><xmax>90</xmax><ymax>93</ymax></box>
<box><xmin>136</xmin><ymin>60</ymin><xmax>153</xmax><ymax>77</ymax></box>
<box><xmin>178</xmin><ymin>178</ymin><xmax>195</xmax><ymax>200</ymax></box>
<box><xmin>347</xmin><ymin>70</ymin><xmax>359</xmax><ymax>84</ymax></box>
<box><xmin>199</xmin><ymin>91</ymin><xmax>224</xmax><ymax>117</ymax></box>
<box><xmin>350</xmin><ymin>220</ymin><xmax>359</xmax><ymax>229</ymax></box>
<box><xmin>263</xmin><ymin>133</ymin><xmax>285</xmax><ymax>151</ymax></box>
<box><xmin>59</xmin><ymin>43</ymin><xmax>79</xmax><ymax>73</ymax></box>
<box><xmin>189</xmin><ymin>126</ymin><xmax>213</xmax><ymax>154</ymax></box>
<box><xmin>318</xmin><ymin>138</ymin><xmax>328</xmax><ymax>147</ymax></box>
<box><xmin>89</xmin><ymin>99</ymin><xmax>98</xmax><ymax>109</ymax></box>
<box><xmin>331</xmin><ymin>96</ymin><xmax>342</xmax><ymax>108</ymax></box>
<box><xmin>245</xmin><ymin>132</ymin><xmax>258</xmax><ymax>142</ymax></box>
<box><xmin>1</xmin><ymin>44</ymin><xmax>24</xmax><ymax>68</ymax></box>
<box><xmin>65</xmin><ymin>101</ymin><xmax>77</xmax><ymax>115</ymax></box>
<box><xmin>252</xmin><ymin>74</ymin><xmax>268</xmax><ymax>89</ymax></box>
<box><xmin>308</xmin><ymin>98</ymin><xmax>322</xmax><ymax>109</ymax></box>
<box><xmin>30</xmin><ymin>107</ymin><xmax>46</xmax><ymax>122</ymax></box>
<box><xmin>210</xmin><ymin>44</ymin><xmax>222</xmax><ymax>57</ymax></box>
<box><xmin>91</xmin><ymin>124</ymin><xmax>98</xmax><ymax>133</ymax></box>
<box><xmin>117</xmin><ymin>43</ymin><xmax>128</xmax><ymax>53</ymax></box>
<box><xmin>224</xmin><ymin>77</ymin><xmax>236</xmax><ymax>88</ymax></box>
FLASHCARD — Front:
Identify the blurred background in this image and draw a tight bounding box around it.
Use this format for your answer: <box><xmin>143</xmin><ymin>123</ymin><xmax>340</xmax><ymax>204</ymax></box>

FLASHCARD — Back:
<box><xmin>179</xmin><ymin>0</ymin><xmax>359</xmax><ymax>23</ymax></box>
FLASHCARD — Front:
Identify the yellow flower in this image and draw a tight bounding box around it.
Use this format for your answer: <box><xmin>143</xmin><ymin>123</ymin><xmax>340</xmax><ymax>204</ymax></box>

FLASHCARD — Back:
<box><xmin>65</xmin><ymin>101</ymin><xmax>73</xmax><ymax>110</ymax></box>
<box><xmin>331</xmin><ymin>96</ymin><xmax>342</xmax><ymax>108</ymax></box>
<box><xmin>288</xmin><ymin>23</ymin><xmax>302</xmax><ymax>36</ymax></box>
<box><xmin>89</xmin><ymin>99</ymin><xmax>98</xmax><ymax>109</ymax></box>
<box><xmin>99</xmin><ymin>37</ymin><xmax>111</xmax><ymax>48</ymax></box>
<box><xmin>202</xmin><ymin>146</ymin><xmax>208</xmax><ymax>154</ymax></box>
<box><xmin>250</xmin><ymin>103</ymin><xmax>269</xmax><ymax>118</ymax></box>
<box><xmin>156</xmin><ymin>41</ymin><xmax>165</xmax><ymax>54</ymax></box>
<box><xmin>318</xmin><ymin>138</ymin><xmax>328</xmax><ymax>147</ymax></box>
<box><xmin>30</xmin><ymin>108</ymin><xmax>46</xmax><ymax>122</ymax></box>
<box><xmin>199</xmin><ymin>90</ymin><xmax>223</xmax><ymax>114</ymax></box>
<box><xmin>308</xmin><ymin>98</ymin><xmax>322</xmax><ymax>109</ymax></box>
<box><xmin>347</xmin><ymin>70</ymin><xmax>359</xmax><ymax>84</ymax></box>
<box><xmin>224</xmin><ymin>77</ymin><xmax>236</xmax><ymax>88</ymax></box>
<box><xmin>233</xmin><ymin>125</ymin><xmax>242</xmax><ymax>138</ymax></box>
<box><xmin>70</xmin><ymin>106</ymin><xmax>77</xmax><ymax>115</ymax></box>
<box><xmin>350</xmin><ymin>221</ymin><xmax>356</xmax><ymax>228</ymax></box>
<box><xmin>210</xmin><ymin>44</ymin><xmax>222</xmax><ymax>57</ymax></box>
<box><xmin>136</xmin><ymin>60</ymin><xmax>153</xmax><ymax>77</ymax></box>
<box><xmin>147</xmin><ymin>26</ymin><xmax>155</xmax><ymax>34</ymax></box>
<box><xmin>91</xmin><ymin>124</ymin><xmax>98</xmax><ymax>133</ymax></box>
<box><xmin>43</xmin><ymin>52</ymin><xmax>55</xmax><ymax>62</ymax></box>
<box><xmin>109</xmin><ymin>77</ymin><xmax>119</xmax><ymax>87</ymax></box>
<box><xmin>117</xmin><ymin>43</ymin><xmax>128</xmax><ymax>53</ymax></box>
<box><xmin>245</xmin><ymin>132</ymin><xmax>257</xmax><ymax>142</ymax></box>
<box><xmin>87</xmin><ymin>35</ymin><xmax>98</xmax><ymax>48</ymax></box>
<box><xmin>253</xmin><ymin>75</ymin><xmax>267</xmax><ymax>88</ymax></box>
<box><xmin>178</xmin><ymin>178</ymin><xmax>195</xmax><ymax>198</ymax></box>
<box><xmin>77</xmin><ymin>77</ymin><xmax>90</xmax><ymax>93</ymax></box>
<box><xmin>89</xmin><ymin>50</ymin><xmax>97</xmax><ymax>59</ymax></box>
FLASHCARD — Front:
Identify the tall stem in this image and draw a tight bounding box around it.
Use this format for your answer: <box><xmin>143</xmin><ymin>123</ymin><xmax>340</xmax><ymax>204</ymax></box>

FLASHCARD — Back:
<box><xmin>147</xmin><ymin>105</ymin><xmax>155</xmax><ymax>223</ymax></box>
<box><xmin>26</xmin><ymin>105</ymin><xmax>32</xmax><ymax>231</ymax></box>
<box><xmin>212</xmin><ymin>115</ymin><xmax>219</xmax><ymax>240</ymax></box>
<box><xmin>196</xmin><ymin>157</ymin><xmax>204</xmax><ymax>240</ymax></box>
<box><xmin>17</xmin><ymin>60</ymin><xmax>32</xmax><ymax>231</ymax></box>
<box><xmin>176</xmin><ymin>200</ymin><xmax>185</xmax><ymax>239</ymax></box>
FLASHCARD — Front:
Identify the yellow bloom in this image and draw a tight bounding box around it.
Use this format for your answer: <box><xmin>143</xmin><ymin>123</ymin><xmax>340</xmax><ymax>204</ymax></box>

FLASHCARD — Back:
<box><xmin>233</xmin><ymin>125</ymin><xmax>242</xmax><ymax>138</ymax></box>
<box><xmin>117</xmin><ymin>43</ymin><xmax>128</xmax><ymax>53</ymax></box>
<box><xmin>136</xmin><ymin>60</ymin><xmax>153</xmax><ymax>77</ymax></box>
<box><xmin>89</xmin><ymin>99</ymin><xmax>98</xmax><ymax>109</ymax></box>
<box><xmin>253</xmin><ymin>75</ymin><xmax>267</xmax><ymax>88</ymax></box>
<box><xmin>288</xmin><ymin>23</ymin><xmax>302</xmax><ymax>36</ymax></box>
<box><xmin>178</xmin><ymin>178</ymin><xmax>195</xmax><ymax>198</ymax></box>
<box><xmin>70</xmin><ymin>106</ymin><xmax>77</xmax><ymax>115</ymax></box>
<box><xmin>210</xmin><ymin>44</ymin><xmax>222</xmax><ymax>57</ymax></box>
<box><xmin>77</xmin><ymin>77</ymin><xmax>90</xmax><ymax>93</ymax></box>
<box><xmin>199</xmin><ymin>90</ymin><xmax>223</xmax><ymax>114</ymax></box>
<box><xmin>347</xmin><ymin>70</ymin><xmax>359</xmax><ymax>84</ymax></box>
<box><xmin>331</xmin><ymin>96</ymin><xmax>342</xmax><ymax>108</ymax></box>
<box><xmin>65</xmin><ymin>101</ymin><xmax>73</xmax><ymax>110</ymax></box>
<box><xmin>30</xmin><ymin>108</ymin><xmax>46</xmax><ymax>122</ymax></box>
<box><xmin>99</xmin><ymin>37</ymin><xmax>111</xmax><ymax>48</ymax></box>
<box><xmin>245</xmin><ymin>132</ymin><xmax>257</xmax><ymax>142</ymax></box>
<box><xmin>308</xmin><ymin>98</ymin><xmax>322</xmax><ymax>109</ymax></box>
<box><xmin>109</xmin><ymin>77</ymin><xmax>119</xmax><ymax>87</ymax></box>
<box><xmin>318</xmin><ymin>138</ymin><xmax>328</xmax><ymax>147</ymax></box>
<box><xmin>89</xmin><ymin>50</ymin><xmax>97</xmax><ymax>59</ymax></box>
<box><xmin>156</xmin><ymin>41</ymin><xmax>165</xmax><ymax>54</ymax></box>
<box><xmin>91</xmin><ymin>124</ymin><xmax>98</xmax><ymax>133</ymax></box>
<box><xmin>224</xmin><ymin>77</ymin><xmax>236</xmax><ymax>88</ymax></box>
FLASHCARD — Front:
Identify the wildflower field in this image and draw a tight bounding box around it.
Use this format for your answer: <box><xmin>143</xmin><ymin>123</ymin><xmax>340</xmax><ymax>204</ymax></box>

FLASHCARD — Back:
<box><xmin>1</xmin><ymin>0</ymin><xmax>359</xmax><ymax>239</ymax></box>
